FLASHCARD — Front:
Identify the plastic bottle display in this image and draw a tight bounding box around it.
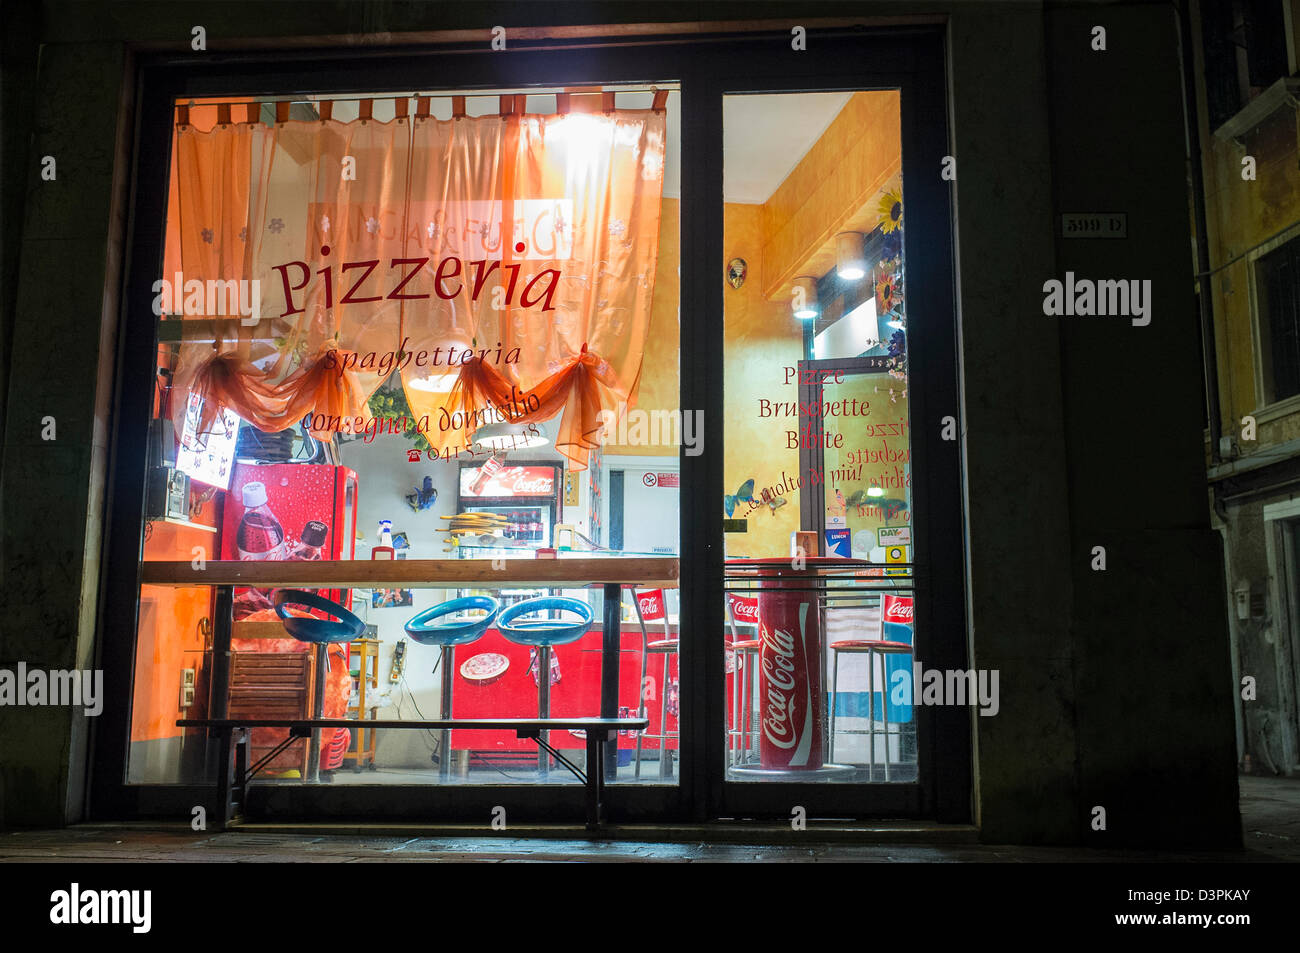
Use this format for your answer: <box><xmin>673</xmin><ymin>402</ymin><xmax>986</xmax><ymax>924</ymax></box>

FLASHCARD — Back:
<box><xmin>236</xmin><ymin>481</ymin><xmax>287</xmax><ymax>560</ymax></box>
<box><xmin>289</xmin><ymin>520</ymin><xmax>328</xmax><ymax>560</ymax></box>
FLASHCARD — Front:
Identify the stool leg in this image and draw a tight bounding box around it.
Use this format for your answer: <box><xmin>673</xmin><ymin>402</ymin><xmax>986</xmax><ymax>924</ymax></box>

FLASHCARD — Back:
<box><xmin>538</xmin><ymin>644</ymin><xmax>552</xmax><ymax>777</ymax></box>
<box><xmin>880</xmin><ymin>653</ymin><xmax>891</xmax><ymax>783</ymax></box>
<box><xmin>829</xmin><ymin>650</ymin><xmax>839</xmax><ymax>764</ymax></box>
<box><xmin>867</xmin><ymin>648</ymin><xmax>876</xmax><ymax>780</ymax></box>
<box><xmin>659</xmin><ymin>652</ymin><xmax>670</xmax><ymax>779</ymax></box>
<box><xmin>728</xmin><ymin>651</ymin><xmax>737</xmax><ymax>767</ymax></box>
<box><xmin>747</xmin><ymin>652</ymin><xmax>758</xmax><ymax>763</ymax></box>
<box><xmin>742</xmin><ymin>653</ymin><xmax>751</xmax><ymax>764</ymax></box>
<box><xmin>440</xmin><ymin>645</ymin><xmax>455</xmax><ymax>782</ymax></box>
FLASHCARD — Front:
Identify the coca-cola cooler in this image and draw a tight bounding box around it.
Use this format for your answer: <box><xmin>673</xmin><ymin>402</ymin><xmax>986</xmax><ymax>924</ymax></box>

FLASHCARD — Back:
<box><xmin>221</xmin><ymin>462</ymin><xmax>359</xmax><ymax>612</ymax></box>
<box><xmin>455</xmin><ymin>462</ymin><xmax>561</xmax><ymax>551</ymax></box>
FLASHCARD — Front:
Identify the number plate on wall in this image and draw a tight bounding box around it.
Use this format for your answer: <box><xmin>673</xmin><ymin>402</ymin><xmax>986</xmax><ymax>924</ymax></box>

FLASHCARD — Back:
<box><xmin>1061</xmin><ymin>213</ymin><xmax>1127</xmax><ymax>238</ymax></box>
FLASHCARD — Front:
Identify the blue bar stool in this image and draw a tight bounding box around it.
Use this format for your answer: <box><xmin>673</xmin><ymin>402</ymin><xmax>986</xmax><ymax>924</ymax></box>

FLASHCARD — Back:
<box><xmin>496</xmin><ymin>596</ymin><xmax>594</xmax><ymax>776</ymax></box>
<box><xmin>405</xmin><ymin>595</ymin><xmax>501</xmax><ymax>780</ymax></box>
<box><xmin>273</xmin><ymin>589</ymin><xmax>367</xmax><ymax>781</ymax></box>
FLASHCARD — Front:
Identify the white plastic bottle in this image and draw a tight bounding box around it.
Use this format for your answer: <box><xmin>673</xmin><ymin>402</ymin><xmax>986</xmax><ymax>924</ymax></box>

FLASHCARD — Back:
<box><xmin>236</xmin><ymin>482</ymin><xmax>287</xmax><ymax>561</ymax></box>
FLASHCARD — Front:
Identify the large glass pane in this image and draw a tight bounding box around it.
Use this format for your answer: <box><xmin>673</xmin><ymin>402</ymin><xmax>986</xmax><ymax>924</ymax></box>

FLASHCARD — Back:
<box><xmin>722</xmin><ymin>90</ymin><xmax>915</xmax><ymax>783</ymax></box>
<box><xmin>131</xmin><ymin>85</ymin><xmax>681</xmax><ymax>789</ymax></box>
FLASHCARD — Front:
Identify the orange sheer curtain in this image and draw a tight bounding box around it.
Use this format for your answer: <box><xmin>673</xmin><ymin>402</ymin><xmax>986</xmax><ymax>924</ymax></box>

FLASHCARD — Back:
<box><xmin>166</xmin><ymin>95</ymin><xmax>666</xmax><ymax>469</ymax></box>
<box><xmin>419</xmin><ymin>102</ymin><xmax>667</xmax><ymax>467</ymax></box>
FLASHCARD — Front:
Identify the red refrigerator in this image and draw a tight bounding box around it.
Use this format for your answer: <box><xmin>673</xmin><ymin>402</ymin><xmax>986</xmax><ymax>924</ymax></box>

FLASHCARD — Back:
<box><xmin>219</xmin><ymin>462</ymin><xmax>359</xmax><ymax>774</ymax></box>
<box><xmin>220</xmin><ymin>462</ymin><xmax>359</xmax><ymax>612</ymax></box>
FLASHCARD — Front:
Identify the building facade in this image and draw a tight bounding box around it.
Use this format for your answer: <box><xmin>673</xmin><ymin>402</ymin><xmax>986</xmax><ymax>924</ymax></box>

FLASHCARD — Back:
<box><xmin>0</xmin><ymin>0</ymin><xmax>1241</xmax><ymax>847</ymax></box>
<box><xmin>1195</xmin><ymin>0</ymin><xmax>1300</xmax><ymax>779</ymax></box>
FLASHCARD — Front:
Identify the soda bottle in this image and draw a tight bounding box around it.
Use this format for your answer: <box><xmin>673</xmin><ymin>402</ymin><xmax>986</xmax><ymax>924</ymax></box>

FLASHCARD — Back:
<box><xmin>289</xmin><ymin>520</ymin><xmax>328</xmax><ymax>560</ymax></box>
<box><xmin>236</xmin><ymin>481</ymin><xmax>287</xmax><ymax>560</ymax></box>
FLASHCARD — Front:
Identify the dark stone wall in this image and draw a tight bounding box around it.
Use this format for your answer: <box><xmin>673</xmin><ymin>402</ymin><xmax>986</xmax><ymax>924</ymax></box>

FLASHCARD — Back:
<box><xmin>1043</xmin><ymin>3</ymin><xmax>1239</xmax><ymax>847</ymax></box>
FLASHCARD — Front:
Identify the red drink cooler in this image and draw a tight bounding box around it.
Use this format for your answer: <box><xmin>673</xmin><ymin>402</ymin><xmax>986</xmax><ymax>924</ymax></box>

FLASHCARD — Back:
<box><xmin>755</xmin><ymin>562</ymin><xmax>825</xmax><ymax>770</ymax></box>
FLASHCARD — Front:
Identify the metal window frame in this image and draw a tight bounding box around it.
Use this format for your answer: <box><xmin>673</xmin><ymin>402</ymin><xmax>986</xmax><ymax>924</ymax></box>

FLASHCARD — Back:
<box><xmin>92</xmin><ymin>23</ymin><xmax>968</xmax><ymax>826</ymax></box>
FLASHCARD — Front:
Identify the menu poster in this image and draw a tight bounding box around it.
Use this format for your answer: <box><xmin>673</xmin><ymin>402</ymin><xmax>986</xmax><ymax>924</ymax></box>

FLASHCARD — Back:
<box><xmin>177</xmin><ymin>391</ymin><xmax>241</xmax><ymax>491</ymax></box>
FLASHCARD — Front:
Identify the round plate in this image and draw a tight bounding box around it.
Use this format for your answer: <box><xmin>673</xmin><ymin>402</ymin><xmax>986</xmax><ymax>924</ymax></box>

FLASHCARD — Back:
<box><xmin>460</xmin><ymin>652</ymin><xmax>510</xmax><ymax>685</ymax></box>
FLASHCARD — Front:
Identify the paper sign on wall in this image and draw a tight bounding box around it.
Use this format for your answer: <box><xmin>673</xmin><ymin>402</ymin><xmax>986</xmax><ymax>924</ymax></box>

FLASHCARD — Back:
<box><xmin>825</xmin><ymin>529</ymin><xmax>851</xmax><ymax>558</ymax></box>
<box><xmin>885</xmin><ymin>544</ymin><xmax>909</xmax><ymax>577</ymax></box>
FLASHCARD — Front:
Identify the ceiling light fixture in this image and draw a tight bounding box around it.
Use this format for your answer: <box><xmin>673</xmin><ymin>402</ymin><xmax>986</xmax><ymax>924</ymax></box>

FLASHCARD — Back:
<box><xmin>791</xmin><ymin>276</ymin><xmax>819</xmax><ymax>320</ymax></box>
<box><xmin>835</xmin><ymin>232</ymin><xmax>867</xmax><ymax>282</ymax></box>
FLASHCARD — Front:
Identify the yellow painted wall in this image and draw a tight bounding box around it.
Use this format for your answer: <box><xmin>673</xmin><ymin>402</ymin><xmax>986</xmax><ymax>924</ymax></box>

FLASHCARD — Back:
<box><xmin>724</xmin><ymin>202</ymin><xmax>805</xmax><ymax>557</ymax></box>
<box><xmin>1203</xmin><ymin>107</ymin><xmax>1300</xmax><ymax>447</ymax></box>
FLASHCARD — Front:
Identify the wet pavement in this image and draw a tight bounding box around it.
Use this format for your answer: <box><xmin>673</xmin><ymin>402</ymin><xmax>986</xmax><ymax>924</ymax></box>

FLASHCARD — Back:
<box><xmin>1</xmin><ymin>775</ymin><xmax>1295</xmax><ymax>863</ymax></box>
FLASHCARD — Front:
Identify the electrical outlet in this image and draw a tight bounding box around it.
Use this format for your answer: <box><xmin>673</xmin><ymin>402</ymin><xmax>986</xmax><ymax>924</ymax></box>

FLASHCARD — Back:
<box><xmin>390</xmin><ymin>640</ymin><xmax>407</xmax><ymax>683</ymax></box>
<box><xmin>179</xmin><ymin>668</ymin><xmax>196</xmax><ymax>709</ymax></box>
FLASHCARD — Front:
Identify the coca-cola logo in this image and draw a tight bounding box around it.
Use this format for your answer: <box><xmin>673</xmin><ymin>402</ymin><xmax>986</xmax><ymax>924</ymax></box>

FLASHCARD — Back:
<box><xmin>883</xmin><ymin>603</ymin><xmax>915</xmax><ymax>624</ymax></box>
<box><xmin>729</xmin><ymin>596</ymin><xmax>758</xmax><ymax>622</ymax></box>
<box><xmin>760</xmin><ymin>624</ymin><xmax>804</xmax><ymax>750</ymax></box>
<box><xmin>511</xmin><ymin>478</ymin><xmax>553</xmax><ymax>494</ymax></box>
<box><xmin>637</xmin><ymin>591</ymin><xmax>664</xmax><ymax>619</ymax></box>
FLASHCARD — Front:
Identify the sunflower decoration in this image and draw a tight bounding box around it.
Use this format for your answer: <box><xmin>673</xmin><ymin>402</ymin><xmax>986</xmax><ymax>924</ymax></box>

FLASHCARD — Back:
<box><xmin>875</xmin><ymin>264</ymin><xmax>903</xmax><ymax>316</ymax></box>
<box><xmin>877</xmin><ymin>188</ymin><xmax>903</xmax><ymax>234</ymax></box>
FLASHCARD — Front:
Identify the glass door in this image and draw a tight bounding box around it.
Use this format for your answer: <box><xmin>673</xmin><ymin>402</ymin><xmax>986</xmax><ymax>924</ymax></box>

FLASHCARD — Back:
<box><xmin>713</xmin><ymin>56</ymin><xmax>966</xmax><ymax>820</ymax></box>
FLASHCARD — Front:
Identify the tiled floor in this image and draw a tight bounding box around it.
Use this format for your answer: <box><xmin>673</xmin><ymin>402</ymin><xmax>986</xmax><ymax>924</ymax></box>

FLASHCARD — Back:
<box><xmin>1</xmin><ymin>775</ymin><xmax>1295</xmax><ymax>863</ymax></box>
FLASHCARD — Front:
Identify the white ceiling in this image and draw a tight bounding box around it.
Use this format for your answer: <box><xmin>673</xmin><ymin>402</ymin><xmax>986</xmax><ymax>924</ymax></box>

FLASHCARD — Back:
<box><xmin>723</xmin><ymin>92</ymin><xmax>853</xmax><ymax>204</ymax></box>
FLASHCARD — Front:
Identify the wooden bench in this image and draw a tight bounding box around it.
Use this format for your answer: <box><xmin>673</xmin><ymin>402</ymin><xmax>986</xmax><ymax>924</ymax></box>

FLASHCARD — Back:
<box><xmin>178</xmin><ymin>716</ymin><xmax>649</xmax><ymax>830</ymax></box>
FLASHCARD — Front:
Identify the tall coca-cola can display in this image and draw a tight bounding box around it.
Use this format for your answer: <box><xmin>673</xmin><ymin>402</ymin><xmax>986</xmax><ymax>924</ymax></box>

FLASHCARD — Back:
<box><xmin>757</xmin><ymin>562</ymin><xmax>825</xmax><ymax>770</ymax></box>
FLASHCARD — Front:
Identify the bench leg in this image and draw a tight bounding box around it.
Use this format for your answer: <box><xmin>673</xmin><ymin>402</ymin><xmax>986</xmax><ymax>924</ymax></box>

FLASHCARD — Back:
<box><xmin>212</xmin><ymin>727</ymin><xmax>244</xmax><ymax>831</ymax></box>
<box><xmin>585</xmin><ymin>730</ymin><xmax>607</xmax><ymax>830</ymax></box>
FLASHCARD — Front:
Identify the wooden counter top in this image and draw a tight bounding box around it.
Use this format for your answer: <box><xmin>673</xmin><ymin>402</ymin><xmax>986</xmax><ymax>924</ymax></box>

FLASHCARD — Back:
<box><xmin>138</xmin><ymin>557</ymin><xmax>678</xmax><ymax>589</ymax></box>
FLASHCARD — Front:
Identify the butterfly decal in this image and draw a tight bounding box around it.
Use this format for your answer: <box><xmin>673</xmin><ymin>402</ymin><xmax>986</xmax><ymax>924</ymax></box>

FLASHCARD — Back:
<box><xmin>723</xmin><ymin>478</ymin><xmax>755</xmax><ymax>517</ymax></box>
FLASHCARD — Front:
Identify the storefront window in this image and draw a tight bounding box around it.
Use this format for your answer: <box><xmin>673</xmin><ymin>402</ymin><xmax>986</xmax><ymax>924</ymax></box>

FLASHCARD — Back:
<box><xmin>132</xmin><ymin>87</ymin><xmax>681</xmax><ymax>787</ymax></box>
<box><xmin>722</xmin><ymin>91</ymin><xmax>915</xmax><ymax>783</ymax></box>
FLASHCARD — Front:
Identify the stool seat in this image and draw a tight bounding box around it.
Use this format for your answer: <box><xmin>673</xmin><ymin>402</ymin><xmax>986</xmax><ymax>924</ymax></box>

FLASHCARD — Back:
<box><xmin>405</xmin><ymin>595</ymin><xmax>499</xmax><ymax>646</ymax></box>
<box><xmin>497</xmin><ymin>597</ymin><xmax>594</xmax><ymax>646</ymax></box>
<box><xmin>729</xmin><ymin>639</ymin><xmax>761</xmax><ymax>650</ymax></box>
<box><xmin>647</xmin><ymin>639</ymin><xmax>679</xmax><ymax>652</ymax></box>
<box><xmin>273</xmin><ymin>590</ymin><xmax>365</xmax><ymax>644</ymax></box>
<box><xmin>830</xmin><ymin>639</ymin><xmax>912</xmax><ymax>652</ymax></box>
<box><xmin>496</xmin><ymin>595</ymin><xmax>595</xmax><ymax>778</ymax></box>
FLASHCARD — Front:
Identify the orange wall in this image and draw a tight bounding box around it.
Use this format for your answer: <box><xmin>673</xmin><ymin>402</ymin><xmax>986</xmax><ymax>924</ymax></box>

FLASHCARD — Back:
<box><xmin>133</xmin><ymin>521</ymin><xmax>214</xmax><ymax>742</ymax></box>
